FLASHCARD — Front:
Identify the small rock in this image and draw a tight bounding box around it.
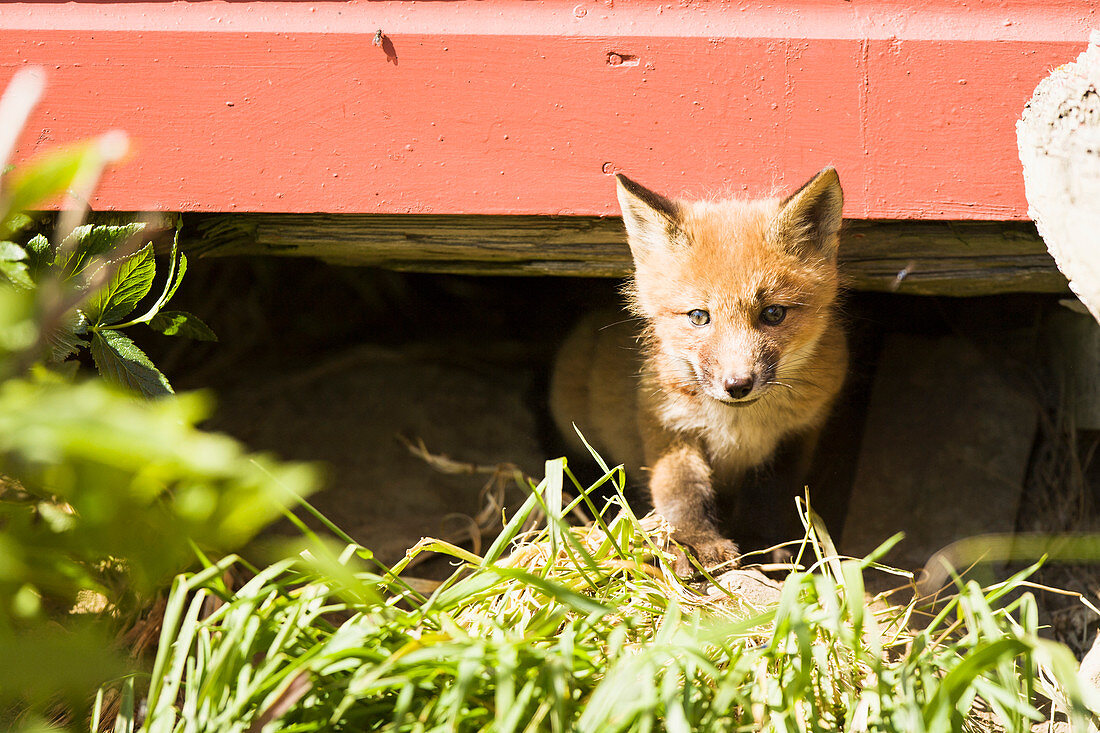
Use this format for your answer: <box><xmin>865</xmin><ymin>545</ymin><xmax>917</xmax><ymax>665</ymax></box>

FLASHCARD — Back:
<box><xmin>707</xmin><ymin>567</ymin><xmax>784</xmax><ymax>609</ymax></box>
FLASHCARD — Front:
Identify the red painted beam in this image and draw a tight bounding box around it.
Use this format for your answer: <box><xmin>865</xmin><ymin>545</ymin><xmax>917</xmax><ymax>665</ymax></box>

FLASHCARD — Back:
<box><xmin>1</xmin><ymin>2</ymin><xmax>1094</xmax><ymax>219</ymax></box>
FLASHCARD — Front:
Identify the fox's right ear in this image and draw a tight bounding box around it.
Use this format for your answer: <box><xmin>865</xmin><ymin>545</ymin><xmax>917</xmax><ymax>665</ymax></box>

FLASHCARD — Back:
<box><xmin>615</xmin><ymin>174</ymin><xmax>682</xmax><ymax>260</ymax></box>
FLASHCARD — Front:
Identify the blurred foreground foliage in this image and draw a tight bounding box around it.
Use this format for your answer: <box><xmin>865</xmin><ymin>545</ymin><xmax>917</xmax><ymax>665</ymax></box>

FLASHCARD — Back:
<box><xmin>0</xmin><ymin>70</ymin><xmax>318</xmax><ymax>730</ymax></box>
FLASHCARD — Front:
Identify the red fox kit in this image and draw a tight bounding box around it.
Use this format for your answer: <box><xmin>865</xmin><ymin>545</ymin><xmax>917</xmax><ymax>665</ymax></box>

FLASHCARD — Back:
<box><xmin>550</xmin><ymin>168</ymin><xmax>847</xmax><ymax>572</ymax></box>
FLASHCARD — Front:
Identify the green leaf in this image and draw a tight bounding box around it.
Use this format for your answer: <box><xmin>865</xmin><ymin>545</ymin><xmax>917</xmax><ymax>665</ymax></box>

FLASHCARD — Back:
<box><xmin>25</xmin><ymin>233</ymin><xmax>51</xmax><ymax>279</ymax></box>
<box><xmin>0</xmin><ymin>259</ymin><xmax>33</xmax><ymax>289</ymax></box>
<box><xmin>149</xmin><ymin>310</ymin><xmax>218</xmax><ymax>342</ymax></box>
<box><xmin>1</xmin><ymin>141</ymin><xmax>101</xmax><ymax>236</ymax></box>
<box><xmin>56</xmin><ymin>222</ymin><xmax>145</xmax><ymax>279</ymax></box>
<box><xmin>0</xmin><ymin>241</ymin><xmax>27</xmax><ymax>261</ymax></box>
<box><xmin>25</xmin><ymin>233</ymin><xmax>49</xmax><ymax>257</ymax></box>
<box><xmin>44</xmin><ymin>312</ymin><xmax>87</xmax><ymax>364</ymax></box>
<box><xmin>83</xmin><ymin>244</ymin><xmax>156</xmax><ymax>327</ymax></box>
<box><xmin>5</xmin><ymin>213</ymin><xmax>32</xmax><ymax>235</ymax></box>
<box><xmin>135</xmin><ymin>220</ymin><xmax>185</xmax><ymax>324</ymax></box>
<box><xmin>0</xmin><ymin>242</ymin><xmax>31</xmax><ymax>288</ymax></box>
<box><xmin>163</xmin><ymin>251</ymin><xmax>187</xmax><ymax>305</ymax></box>
<box><xmin>89</xmin><ymin>329</ymin><xmax>173</xmax><ymax>397</ymax></box>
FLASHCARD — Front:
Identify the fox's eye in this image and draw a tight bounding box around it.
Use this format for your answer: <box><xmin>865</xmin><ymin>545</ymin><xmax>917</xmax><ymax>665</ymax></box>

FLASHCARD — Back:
<box><xmin>687</xmin><ymin>309</ymin><xmax>710</xmax><ymax>326</ymax></box>
<box><xmin>760</xmin><ymin>305</ymin><xmax>787</xmax><ymax>326</ymax></box>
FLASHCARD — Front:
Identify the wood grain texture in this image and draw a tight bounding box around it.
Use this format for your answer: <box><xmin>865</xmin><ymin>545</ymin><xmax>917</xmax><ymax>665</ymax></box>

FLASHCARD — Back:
<box><xmin>186</xmin><ymin>214</ymin><xmax>1067</xmax><ymax>295</ymax></box>
<box><xmin>1</xmin><ymin>1</ymin><xmax>1095</xmax><ymax>219</ymax></box>
<box><xmin>1018</xmin><ymin>33</ymin><xmax>1100</xmax><ymax>321</ymax></box>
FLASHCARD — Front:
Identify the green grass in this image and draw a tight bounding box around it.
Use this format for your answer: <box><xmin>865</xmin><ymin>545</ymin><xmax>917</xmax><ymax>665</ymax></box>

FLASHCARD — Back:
<box><xmin>106</xmin><ymin>457</ymin><xmax>1098</xmax><ymax>733</ymax></box>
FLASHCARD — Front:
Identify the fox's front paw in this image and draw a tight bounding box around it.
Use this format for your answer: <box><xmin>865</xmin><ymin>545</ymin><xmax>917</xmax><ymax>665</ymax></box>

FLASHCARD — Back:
<box><xmin>670</xmin><ymin>532</ymin><xmax>740</xmax><ymax>576</ymax></box>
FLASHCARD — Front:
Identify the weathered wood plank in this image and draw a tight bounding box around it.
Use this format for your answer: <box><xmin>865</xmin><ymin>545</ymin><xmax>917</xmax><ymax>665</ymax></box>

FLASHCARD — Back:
<box><xmin>185</xmin><ymin>214</ymin><xmax>1067</xmax><ymax>296</ymax></box>
<box><xmin>840</xmin><ymin>220</ymin><xmax>1066</xmax><ymax>295</ymax></box>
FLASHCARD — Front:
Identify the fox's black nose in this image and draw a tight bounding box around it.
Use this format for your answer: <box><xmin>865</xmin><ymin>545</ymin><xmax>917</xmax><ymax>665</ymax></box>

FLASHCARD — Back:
<box><xmin>723</xmin><ymin>376</ymin><xmax>755</xmax><ymax>400</ymax></box>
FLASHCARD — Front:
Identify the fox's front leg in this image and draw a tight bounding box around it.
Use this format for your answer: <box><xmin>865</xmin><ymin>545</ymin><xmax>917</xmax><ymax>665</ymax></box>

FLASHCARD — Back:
<box><xmin>649</xmin><ymin>443</ymin><xmax>739</xmax><ymax>574</ymax></box>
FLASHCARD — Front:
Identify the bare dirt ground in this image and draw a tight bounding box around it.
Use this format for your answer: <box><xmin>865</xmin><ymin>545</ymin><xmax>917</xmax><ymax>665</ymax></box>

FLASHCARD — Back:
<box><xmin>154</xmin><ymin>257</ymin><xmax>1100</xmax><ymax>653</ymax></box>
<box><xmin>209</xmin><ymin>343</ymin><xmax>543</xmax><ymax>565</ymax></box>
<box><xmin>154</xmin><ymin>260</ymin><xmax>611</xmax><ymax>570</ymax></box>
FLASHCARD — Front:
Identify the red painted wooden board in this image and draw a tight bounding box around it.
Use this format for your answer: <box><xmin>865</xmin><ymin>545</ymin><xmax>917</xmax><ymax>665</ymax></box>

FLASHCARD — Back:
<box><xmin>0</xmin><ymin>1</ymin><xmax>1095</xmax><ymax>219</ymax></box>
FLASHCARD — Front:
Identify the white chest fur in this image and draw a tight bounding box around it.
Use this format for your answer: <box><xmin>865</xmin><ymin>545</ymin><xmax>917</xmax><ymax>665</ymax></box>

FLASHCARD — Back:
<box><xmin>652</xmin><ymin>383</ymin><xmax>819</xmax><ymax>478</ymax></box>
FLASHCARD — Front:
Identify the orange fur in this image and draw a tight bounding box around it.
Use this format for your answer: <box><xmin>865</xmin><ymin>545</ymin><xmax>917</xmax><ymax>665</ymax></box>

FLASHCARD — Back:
<box><xmin>550</xmin><ymin>168</ymin><xmax>848</xmax><ymax>572</ymax></box>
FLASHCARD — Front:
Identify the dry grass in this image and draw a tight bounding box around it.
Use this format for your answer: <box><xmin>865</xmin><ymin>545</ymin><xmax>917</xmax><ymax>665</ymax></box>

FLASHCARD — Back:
<box><xmin>1018</xmin><ymin>388</ymin><xmax>1100</xmax><ymax>657</ymax></box>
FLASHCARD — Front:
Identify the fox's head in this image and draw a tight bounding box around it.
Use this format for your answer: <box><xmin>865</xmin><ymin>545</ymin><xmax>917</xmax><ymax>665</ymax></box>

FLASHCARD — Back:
<box><xmin>616</xmin><ymin>168</ymin><xmax>843</xmax><ymax>405</ymax></box>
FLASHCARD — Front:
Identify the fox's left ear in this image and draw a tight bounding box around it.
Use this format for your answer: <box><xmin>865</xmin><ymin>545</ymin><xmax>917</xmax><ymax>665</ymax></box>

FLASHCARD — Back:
<box><xmin>773</xmin><ymin>167</ymin><xmax>843</xmax><ymax>259</ymax></box>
